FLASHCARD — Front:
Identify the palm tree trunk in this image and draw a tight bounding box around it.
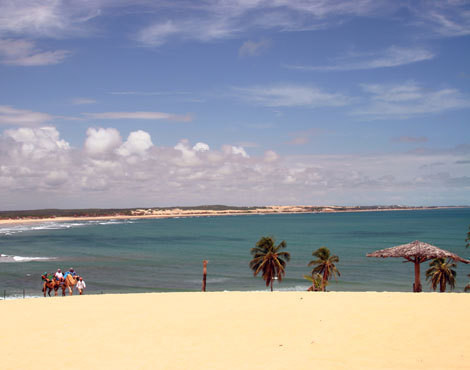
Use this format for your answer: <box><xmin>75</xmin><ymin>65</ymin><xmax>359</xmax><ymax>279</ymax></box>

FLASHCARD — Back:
<box><xmin>270</xmin><ymin>279</ymin><xmax>273</xmax><ymax>292</ymax></box>
<box><xmin>322</xmin><ymin>270</ymin><xmax>328</xmax><ymax>292</ymax></box>
<box><xmin>440</xmin><ymin>279</ymin><xmax>446</xmax><ymax>293</ymax></box>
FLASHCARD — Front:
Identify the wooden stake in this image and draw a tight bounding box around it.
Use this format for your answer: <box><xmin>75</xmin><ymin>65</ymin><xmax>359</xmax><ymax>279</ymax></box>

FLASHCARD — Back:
<box><xmin>202</xmin><ymin>260</ymin><xmax>208</xmax><ymax>292</ymax></box>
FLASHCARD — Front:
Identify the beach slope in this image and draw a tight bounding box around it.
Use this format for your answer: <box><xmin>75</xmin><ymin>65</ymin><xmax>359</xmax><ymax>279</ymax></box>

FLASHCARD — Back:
<box><xmin>0</xmin><ymin>292</ymin><xmax>468</xmax><ymax>369</ymax></box>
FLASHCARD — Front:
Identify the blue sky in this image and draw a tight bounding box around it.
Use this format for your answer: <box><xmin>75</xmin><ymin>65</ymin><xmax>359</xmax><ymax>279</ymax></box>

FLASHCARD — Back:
<box><xmin>0</xmin><ymin>0</ymin><xmax>469</xmax><ymax>209</ymax></box>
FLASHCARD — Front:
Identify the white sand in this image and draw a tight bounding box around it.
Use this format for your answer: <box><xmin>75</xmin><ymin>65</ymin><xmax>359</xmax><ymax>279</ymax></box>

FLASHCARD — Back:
<box><xmin>0</xmin><ymin>292</ymin><xmax>469</xmax><ymax>369</ymax></box>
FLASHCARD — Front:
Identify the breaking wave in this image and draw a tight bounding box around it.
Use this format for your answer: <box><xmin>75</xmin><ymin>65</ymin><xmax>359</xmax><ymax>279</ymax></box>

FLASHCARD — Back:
<box><xmin>0</xmin><ymin>219</ymin><xmax>135</xmax><ymax>236</ymax></box>
<box><xmin>0</xmin><ymin>254</ymin><xmax>56</xmax><ymax>263</ymax></box>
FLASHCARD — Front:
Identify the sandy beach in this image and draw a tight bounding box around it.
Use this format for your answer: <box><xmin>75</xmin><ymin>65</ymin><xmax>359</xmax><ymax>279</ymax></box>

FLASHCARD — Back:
<box><xmin>0</xmin><ymin>205</ymin><xmax>456</xmax><ymax>226</ymax></box>
<box><xmin>1</xmin><ymin>292</ymin><xmax>469</xmax><ymax>369</ymax></box>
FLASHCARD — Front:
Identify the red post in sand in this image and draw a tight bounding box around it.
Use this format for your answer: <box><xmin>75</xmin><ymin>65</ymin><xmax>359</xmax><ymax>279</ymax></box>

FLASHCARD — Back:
<box><xmin>202</xmin><ymin>260</ymin><xmax>208</xmax><ymax>292</ymax></box>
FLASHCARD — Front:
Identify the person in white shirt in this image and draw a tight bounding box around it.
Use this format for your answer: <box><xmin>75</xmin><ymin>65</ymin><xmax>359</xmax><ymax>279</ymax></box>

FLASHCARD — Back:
<box><xmin>76</xmin><ymin>276</ymin><xmax>86</xmax><ymax>295</ymax></box>
<box><xmin>54</xmin><ymin>269</ymin><xmax>63</xmax><ymax>280</ymax></box>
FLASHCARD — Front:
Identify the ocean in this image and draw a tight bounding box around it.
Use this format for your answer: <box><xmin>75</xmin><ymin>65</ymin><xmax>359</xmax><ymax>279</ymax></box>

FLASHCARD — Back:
<box><xmin>1</xmin><ymin>208</ymin><xmax>469</xmax><ymax>298</ymax></box>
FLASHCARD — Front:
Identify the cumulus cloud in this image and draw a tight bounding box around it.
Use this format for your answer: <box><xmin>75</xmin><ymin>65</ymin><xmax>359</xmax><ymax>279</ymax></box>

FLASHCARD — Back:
<box><xmin>231</xmin><ymin>146</ymin><xmax>249</xmax><ymax>158</ymax></box>
<box><xmin>264</xmin><ymin>150</ymin><xmax>279</xmax><ymax>162</ymax></box>
<box><xmin>1</xmin><ymin>126</ymin><xmax>469</xmax><ymax>209</ymax></box>
<box><xmin>3</xmin><ymin>126</ymin><xmax>69</xmax><ymax>159</ymax></box>
<box><xmin>174</xmin><ymin>139</ymin><xmax>201</xmax><ymax>165</ymax></box>
<box><xmin>193</xmin><ymin>142</ymin><xmax>210</xmax><ymax>152</ymax></box>
<box><xmin>84</xmin><ymin>127</ymin><xmax>122</xmax><ymax>157</ymax></box>
<box><xmin>117</xmin><ymin>130</ymin><xmax>153</xmax><ymax>157</ymax></box>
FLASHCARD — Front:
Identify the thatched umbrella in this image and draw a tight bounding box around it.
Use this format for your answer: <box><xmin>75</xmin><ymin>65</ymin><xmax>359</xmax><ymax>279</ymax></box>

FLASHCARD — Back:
<box><xmin>367</xmin><ymin>240</ymin><xmax>470</xmax><ymax>292</ymax></box>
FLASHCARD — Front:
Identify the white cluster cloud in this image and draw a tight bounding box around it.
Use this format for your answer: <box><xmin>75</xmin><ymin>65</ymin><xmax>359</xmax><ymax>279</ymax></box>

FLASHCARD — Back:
<box><xmin>84</xmin><ymin>128</ymin><xmax>154</xmax><ymax>158</ymax></box>
<box><xmin>1</xmin><ymin>126</ymin><xmax>469</xmax><ymax>209</ymax></box>
<box><xmin>117</xmin><ymin>130</ymin><xmax>154</xmax><ymax>157</ymax></box>
<box><xmin>84</xmin><ymin>127</ymin><xmax>122</xmax><ymax>157</ymax></box>
<box><xmin>3</xmin><ymin>126</ymin><xmax>69</xmax><ymax>159</ymax></box>
<box><xmin>230</xmin><ymin>146</ymin><xmax>249</xmax><ymax>158</ymax></box>
<box><xmin>192</xmin><ymin>142</ymin><xmax>210</xmax><ymax>152</ymax></box>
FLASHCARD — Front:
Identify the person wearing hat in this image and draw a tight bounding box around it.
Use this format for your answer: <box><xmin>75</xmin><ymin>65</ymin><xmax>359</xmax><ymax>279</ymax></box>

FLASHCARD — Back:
<box><xmin>54</xmin><ymin>268</ymin><xmax>63</xmax><ymax>280</ymax></box>
<box><xmin>41</xmin><ymin>272</ymin><xmax>53</xmax><ymax>282</ymax></box>
<box><xmin>63</xmin><ymin>267</ymin><xmax>77</xmax><ymax>279</ymax></box>
<box><xmin>76</xmin><ymin>276</ymin><xmax>86</xmax><ymax>295</ymax></box>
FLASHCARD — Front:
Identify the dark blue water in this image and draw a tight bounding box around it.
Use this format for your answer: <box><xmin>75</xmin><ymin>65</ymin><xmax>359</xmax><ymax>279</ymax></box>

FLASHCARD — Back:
<box><xmin>1</xmin><ymin>208</ymin><xmax>469</xmax><ymax>297</ymax></box>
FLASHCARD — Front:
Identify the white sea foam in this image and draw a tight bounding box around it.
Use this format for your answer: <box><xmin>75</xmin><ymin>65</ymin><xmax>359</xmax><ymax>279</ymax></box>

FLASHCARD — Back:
<box><xmin>0</xmin><ymin>294</ymin><xmax>41</xmax><ymax>300</ymax></box>
<box><xmin>278</xmin><ymin>285</ymin><xmax>311</xmax><ymax>291</ymax></box>
<box><xmin>0</xmin><ymin>219</ymin><xmax>135</xmax><ymax>236</ymax></box>
<box><xmin>0</xmin><ymin>254</ymin><xmax>56</xmax><ymax>263</ymax></box>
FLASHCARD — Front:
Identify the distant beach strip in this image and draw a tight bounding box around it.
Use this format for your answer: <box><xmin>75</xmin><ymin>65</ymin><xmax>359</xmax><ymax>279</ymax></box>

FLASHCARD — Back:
<box><xmin>0</xmin><ymin>205</ymin><xmax>463</xmax><ymax>226</ymax></box>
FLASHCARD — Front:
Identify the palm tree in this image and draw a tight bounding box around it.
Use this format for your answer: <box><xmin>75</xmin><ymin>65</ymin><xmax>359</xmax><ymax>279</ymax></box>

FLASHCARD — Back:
<box><xmin>308</xmin><ymin>247</ymin><xmax>340</xmax><ymax>292</ymax></box>
<box><xmin>425</xmin><ymin>258</ymin><xmax>457</xmax><ymax>292</ymax></box>
<box><xmin>303</xmin><ymin>273</ymin><xmax>323</xmax><ymax>291</ymax></box>
<box><xmin>249</xmin><ymin>236</ymin><xmax>290</xmax><ymax>291</ymax></box>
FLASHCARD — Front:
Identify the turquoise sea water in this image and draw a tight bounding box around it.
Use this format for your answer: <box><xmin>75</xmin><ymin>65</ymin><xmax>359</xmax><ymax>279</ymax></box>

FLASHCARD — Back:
<box><xmin>1</xmin><ymin>208</ymin><xmax>469</xmax><ymax>297</ymax></box>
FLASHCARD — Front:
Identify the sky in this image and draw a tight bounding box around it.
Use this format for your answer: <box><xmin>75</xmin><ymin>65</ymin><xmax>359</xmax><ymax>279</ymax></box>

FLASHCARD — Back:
<box><xmin>0</xmin><ymin>0</ymin><xmax>469</xmax><ymax>210</ymax></box>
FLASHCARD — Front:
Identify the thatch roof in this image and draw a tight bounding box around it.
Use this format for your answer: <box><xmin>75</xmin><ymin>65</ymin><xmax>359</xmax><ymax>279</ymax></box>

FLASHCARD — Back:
<box><xmin>367</xmin><ymin>240</ymin><xmax>470</xmax><ymax>264</ymax></box>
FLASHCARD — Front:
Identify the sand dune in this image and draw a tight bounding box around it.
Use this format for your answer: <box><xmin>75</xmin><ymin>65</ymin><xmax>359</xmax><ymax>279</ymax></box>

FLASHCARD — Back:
<box><xmin>0</xmin><ymin>292</ymin><xmax>468</xmax><ymax>369</ymax></box>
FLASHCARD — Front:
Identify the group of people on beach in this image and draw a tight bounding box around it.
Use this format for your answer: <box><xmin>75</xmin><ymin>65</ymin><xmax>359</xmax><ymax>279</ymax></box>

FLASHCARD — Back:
<box><xmin>41</xmin><ymin>267</ymin><xmax>86</xmax><ymax>295</ymax></box>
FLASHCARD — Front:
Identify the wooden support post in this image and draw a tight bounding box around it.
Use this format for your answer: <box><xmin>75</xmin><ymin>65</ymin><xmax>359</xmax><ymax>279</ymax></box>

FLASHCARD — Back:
<box><xmin>413</xmin><ymin>259</ymin><xmax>422</xmax><ymax>292</ymax></box>
<box><xmin>202</xmin><ymin>260</ymin><xmax>208</xmax><ymax>292</ymax></box>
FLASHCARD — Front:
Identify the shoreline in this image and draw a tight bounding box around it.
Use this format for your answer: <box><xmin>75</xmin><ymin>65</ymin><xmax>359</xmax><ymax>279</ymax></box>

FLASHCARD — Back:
<box><xmin>0</xmin><ymin>205</ymin><xmax>464</xmax><ymax>226</ymax></box>
<box><xmin>2</xmin><ymin>288</ymin><xmax>470</xmax><ymax>301</ymax></box>
<box><xmin>1</xmin><ymin>291</ymin><xmax>468</xmax><ymax>369</ymax></box>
